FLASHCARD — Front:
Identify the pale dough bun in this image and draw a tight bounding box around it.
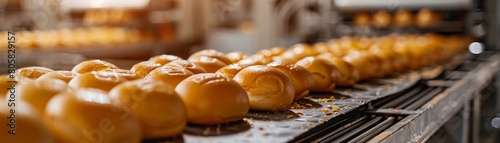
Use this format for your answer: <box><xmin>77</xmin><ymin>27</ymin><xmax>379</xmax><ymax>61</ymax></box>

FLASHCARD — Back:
<box><xmin>175</xmin><ymin>73</ymin><xmax>249</xmax><ymax>125</ymax></box>
<box><xmin>233</xmin><ymin>65</ymin><xmax>294</xmax><ymax>111</ymax></box>
<box><xmin>109</xmin><ymin>80</ymin><xmax>187</xmax><ymax>138</ymax></box>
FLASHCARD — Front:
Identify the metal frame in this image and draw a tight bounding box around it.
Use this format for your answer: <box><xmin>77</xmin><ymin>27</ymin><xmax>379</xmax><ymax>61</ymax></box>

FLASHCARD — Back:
<box><xmin>368</xmin><ymin>53</ymin><xmax>500</xmax><ymax>143</ymax></box>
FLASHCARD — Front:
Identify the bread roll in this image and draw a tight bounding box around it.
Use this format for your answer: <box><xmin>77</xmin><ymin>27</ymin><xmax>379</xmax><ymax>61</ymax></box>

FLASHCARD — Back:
<box><xmin>101</xmin><ymin>69</ymin><xmax>142</xmax><ymax>80</ymax></box>
<box><xmin>394</xmin><ymin>9</ymin><xmax>413</xmax><ymax>27</ymax></box>
<box><xmin>109</xmin><ymin>80</ymin><xmax>187</xmax><ymax>138</ymax></box>
<box><xmin>295</xmin><ymin>57</ymin><xmax>337</xmax><ymax>92</ymax></box>
<box><xmin>166</xmin><ymin>60</ymin><xmax>207</xmax><ymax>74</ymax></box>
<box><xmin>145</xmin><ymin>65</ymin><xmax>194</xmax><ymax>88</ymax></box>
<box><xmin>226</xmin><ymin>52</ymin><xmax>249</xmax><ymax>63</ymax></box>
<box><xmin>15</xmin><ymin>67</ymin><xmax>54</xmax><ymax>83</ymax></box>
<box><xmin>238</xmin><ymin>54</ymin><xmax>273</xmax><ymax>66</ymax></box>
<box><xmin>188</xmin><ymin>56</ymin><xmax>227</xmax><ymax>73</ymax></box>
<box><xmin>189</xmin><ymin>49</ymin><xmax>232</xmax><ymax>65</ymax></box>
<box><xmin>175</xmin><ymin>73</ymin><xmax>249</xmax><ymax>124</ymax></box>
<box><xmin>343</xmin><ymin>52</ymin><xmax>374</xmax><ymax>80</ymax></box>
<box><xmin>318</xmin><ymin>56</ymin><xmax>359</xmax><ymax>86</ymax></box>
<box><xmin>68</xmin><ymin>71</ymin><xmax>128</xmax><ymax>92</ymax></box>
<box><xmin>16</xmin><ymin>78</ymin><xmax>67</xmax><ymax>114</ymax></box>
<box><xmin>354</xmin><ymin>12</ymin><xmax>371</xmax><ymax>27</ymax></box>
<box><xmin>267</xmin><ymin>63</ymin><xmax>314</xmax><ymax>100</ymax></box>
<box><xmin>148</xmin><ymin>54</ymin><xmax>183</xmax><ymax>65</ymax></box>
<box><xmin>373</xmin><ymin>10</ymin><xmax>392</xmax><ymax>28</ymax></box>
<box><xmin>36</xmin><ymin>71</ymin><xmax>78</xmax><ymax>83</ymax></box>
<box><xmin>215</xmin><ymin>64</ymin><xmax>248</xmax><ymax>79</ymax></box>
<box><xmin>233</xmin><ymin>65</ymin><xmax>294</xmax><ymax>111</ymax></box>
<box><xmin>0</xmin><ymin>102</ymin><xmax>54</xmax><ymax>143</ymax></box>
<box><xmin>71</xmin><ymin>60</ymin><xmax>119</xmax><ymax>74</ymax></box>
<box><xmin>289</xmin><ymin>44</ymin><xmax>319</xmax><ymax>59</ymax></box>
<box><xmin>416</xmin><ymin>8</ymin><xmax>441</xmax><ymax>28</ymax></box>
<box><xmin>257</xmin><ymin>47</ymin><xmax>285</xmax><ymax>57</ymax></box>
<box><xmin>44</xmin><ymin>88</ymin><xmax>141</xmax><ymax>143</ymax></box>
<box><xmin>130</xmin><ymin>61</ymin><xmax>162</xmax><ymax>77</ymax></box>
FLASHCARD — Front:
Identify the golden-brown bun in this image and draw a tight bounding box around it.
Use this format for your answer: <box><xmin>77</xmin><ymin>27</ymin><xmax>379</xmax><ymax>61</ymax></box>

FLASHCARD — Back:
<box><xmin>109</xmin><ymin>80</ymin><xmax>187</xmax><ymax>138</ymax></box>
<box><xmin>327</xmin><ymin>40</ymin><xmax>349</xmax><ymax>57</ymax></box>
<box><xmin>101</xmin><ymin>69</ymin><xmax>142</xmax><ymax>80</ymax></box>
<box><xmin>148</xmin><ymin>54</ymin><xmax>183</xmax><ymax>65</ymax></box>
<box><xmin>68</xmin><ymin>71</ymin><xmax>128</xmax><ymax>92</ymax></box>
<box><xmin>296</xmin><ymin>57</ymin><xmax>337</xmax><ymax>92</ymax></box>
<box><xmin>36</xmin><ymin>71</ymin><xmax>78</xmax><ymax>83</ymax></box>
<box><xmin>394</xmin><ymin>9</ymin><xmax>413</xmax><ymax>27</ymax></box>
<box><xmin>189</xmin><ymin>49</ymin><xmax>232</xmax><ymax>65</ymax></box>
<box><xmin>16</xmin><ymin>78</ymin><xmax>67</xmax><ymax>114</ymax></box>
<box><xmin>188</xmin><ymin>56</ymin><xmax>228</xmax><ymax>73</ymax></box>
<box><xmin>270</xmin><ymin>56</ymin><xmax>299</xmax><ymax>65</ymax></box>
<box><xmin>44</xmin><ymin>88</ymin><xmax>141</xmax><ymax>143</ymax></box>
<box><xmin>175</xmin><ymin>73</ymin><xmax>249</xmax><ymax>124</ymax></box>
<box><xmin>130</xmin><ymin>61</ymin><xmax>162</xmax><ymax>77</ymax></box>
<box><xmin>237</xmin><ymin>57</ymin><xmax>266</xmax><ymax>66</ymax></box>
<box><xmin>243</xmin><ymin>54</ymin><xmax>273</xmax><ymax>65</ymax></box>
<box><xmin>215</xmin><ymin>64</ymin><xmax>248</xmax><ymax>79</ymax></box>
<box><xmin>0</xmin><ymin>102</ymin><xmax>54</xmax><ymax>143</ymax></box>
<box><xmin>354</xmin><ymin>12</ymin><xmax>372</xmax><ymax>26</ymax></box>
<box><xmin>166</xmin><ymin>60</ymin><xmax>207</xmax><ymax>74</ymax></box>
<box><xmin>289</xmin><ymin>44</ymin><xmax>319</xmax><ymax>59</ymax></box>
<box><xmin>145</xmin><ymin>65</ymin><xmax>194</xmax><ymax>88</ymax></box>
<box><xmin>319</xmin><ymin>56</ymin><xmax>360</xmax><ymax>86</ymax></box>
<box><xmin>267</xmin><ymin>63</ymin><xmax>314</xmax><ymax>100</ymax></box>
<box><xmin>313</xmin><ymin>42</ymin><xmax>330</xmax><ymax>53</ymax></box>
<box><xmin>15</xmin><ymin>66</ymin><xmax>54</xmax><ymax>83</ymax></box>
<box><xmin>343</xmin><ymin>52</ymin><xmax>374</xmax><ymax>80</ymax></box>
<box><xmin>71</xmin><ymin>60</ymin><xmax>119</xmax><ymax>74</ymax></box>
<box><xmin>233</xmin><ymin>65</ymin><xmax>294</xmax><ymax>111</ymax></box>
<box><xmin>372</xmin><ymin>10</ymin><xmax>392</xmax><ymax>28</ymax></box>
<box><xmin>416</xmin><ymin>8</ymin><xmax>441</xmax><ymax>28</ymax></box>
<box><xmin>0</xmin><ymin>75</ymin><xmax>15</xmax><ymax>98</ymax></box>
<box><xmin>257</xmin><ymin>47</ymin><xmax>285</xmax><ymax>57</ymax></box>
<box><xmin>226</xmin><ymin>52</ymin><xmax>249</xmax><ymax>63</ymax></box>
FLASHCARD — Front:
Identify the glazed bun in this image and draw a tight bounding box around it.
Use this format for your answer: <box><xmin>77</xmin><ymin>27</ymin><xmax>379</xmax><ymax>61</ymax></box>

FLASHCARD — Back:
<box><xmin>148</xmin><ymin>54</ymin><xmax>183</xmax><ymax>65</ymax></box>
<box><xmin>175</xmin><ymin>73</ymin><xmax>249</xmax><ymax>125</ymax></box>
<box><xmin>101</xmin><ymin>69</ymin><xmax>142</xmax><ymax>80</ymax></box>
<box><xmin>145</xmin><ymin>65</ymin><xmax>194</xmax><ymax>88</ymax></box>
<box><xmin>166</xmin><ymin>60</ymin><xmax>207</xmax><ymax>74</ymax></box>
<box><xmin>226</xmin><ymin>52</ymin><xmax>248</xmax><ymax>63</ymax></box>
<box><xmin>343</xmin><ymin>52</ymin><xmax>374</xmax><ymax>80</ymax></box>
<box><xmin>44</xmin><ymin>88</ymin><xmax>141</xmax><ymax>143</ymax></box>
<box><xmin>188</xmin><ymin>56</ymin><xmax>228</xmax><ymax>73</ymax></box>
<box><xmin>190</xmin><ymin>49</ymin><xmax>232</xmax><ymax>65</ymax></box>
<box><xmin>296</xmin><ymin>57</ymin><xmax>337</xmax><ymax>92</ymax></box>
<box><xmin>71</xmin><ymin>60</ymin><xmax>119</xmax><ymax>74</ymax></box>
<box><xmin>68</xmin><ymin>71</ymin><xmax>128</xmax><ymax>92</ymax></box>
<box><xmin>110</xmin><ymin>80</ymin><xmax>187</xmax><ymax>138</ymax></box>
<box><xmin>318</xmin><ymin>56</ymin><xmax>359</xmax><ymax>86</ymax></box>
<box><xmin>0</xmin><ymin>102</ymin><xmax>54</xmax><ymax>143</ymax></box>
<box><xmin>215</xmin><ymin>64</ymin><xmax>248</xmax><ymax>79</ymax></box>
<box><xmin>36</xmin><ymin>71</ymin><xmax>78</xmax><ymax>83</ymax></box>
<box><xmin>267</xmin><ymin>63</ymin><xmax>314</xmax><ymax>100</ymax></box>
<box><xmin>17</xmin><ymin>78</ymin><xmax>67</xmax><ymax>114</ymax></box>
<box><xmin>416</xmin><ymin>8</ymin><xmax>441</xmax><ymax>28</ymax></box>
<box><xmin>233</xmin><ymin>65</ymin><xmax>294</xmax><ymax>111</ymax></box>
<box><xmin>257</xmin><ymin>47</ymin><xmax>285</xmax><ymax>57</ymax></box>
<box><xmin>130</xmin><ymin>61</ymin><xmax>162</xmax><ymax>77</ymax></box>
<box><xmin>15</xmin><ymin>66</ymin><xmax>54</xmax><ymax>83</ymax></box>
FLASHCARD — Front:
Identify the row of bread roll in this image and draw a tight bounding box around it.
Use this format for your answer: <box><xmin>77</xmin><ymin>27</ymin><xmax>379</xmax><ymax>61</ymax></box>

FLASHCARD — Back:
<box><xmin>354</xmin><ymin>8</ymin><xmax>441</xmax><ymax>28</ymax></box>
<box><xmin>0</xmin><ymin>27</ymin><xmax>149</xmax><ymax>51</ymax></box>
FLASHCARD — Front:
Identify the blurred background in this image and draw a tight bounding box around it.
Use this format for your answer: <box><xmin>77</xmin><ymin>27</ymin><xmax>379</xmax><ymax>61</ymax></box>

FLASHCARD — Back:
<box><xmin>0</xmin><ymin>0</ymin><xmax>499</xmax><ymax>142</ymax></box>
